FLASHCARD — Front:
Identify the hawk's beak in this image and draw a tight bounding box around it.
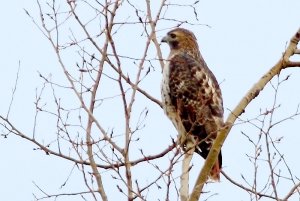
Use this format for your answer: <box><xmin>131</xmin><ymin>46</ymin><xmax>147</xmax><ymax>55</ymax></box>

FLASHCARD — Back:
<box><xmin>161</xmin><ymin>36</ymin><xmax>169</xmax><ymax>43</ymax></box>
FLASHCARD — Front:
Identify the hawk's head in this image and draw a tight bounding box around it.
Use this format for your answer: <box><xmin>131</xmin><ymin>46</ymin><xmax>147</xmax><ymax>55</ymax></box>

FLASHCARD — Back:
<box><xmin>161</xmin><ymin>28</ymin><xmax>200</xmax><ymax>58</ymax></box>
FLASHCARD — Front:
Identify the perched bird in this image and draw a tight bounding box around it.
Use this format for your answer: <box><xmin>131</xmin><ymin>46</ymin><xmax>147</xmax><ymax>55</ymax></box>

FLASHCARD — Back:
<box><xmin>161</xmin><ymin>28</ymin><xmax>224</xmax><ymax>181</ymax></box>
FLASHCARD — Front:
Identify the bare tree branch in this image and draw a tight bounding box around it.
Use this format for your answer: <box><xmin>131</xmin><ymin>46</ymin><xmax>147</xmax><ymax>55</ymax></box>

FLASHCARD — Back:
<box><xmin>282</xmin><ymin>182</ymin><xmax>300</xmax><ymax>201</ymax></box>
<box><xmin>221</xmin><ymin>170</ymin><xmax>278</xmax><ymax>200</ymax></box>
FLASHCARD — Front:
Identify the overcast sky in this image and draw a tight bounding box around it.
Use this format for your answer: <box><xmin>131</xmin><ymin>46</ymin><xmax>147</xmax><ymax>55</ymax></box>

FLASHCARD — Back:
<box><xmin>1</xmin><ymin>0</ymin><xmax>300</xmax><ymax>201</ymax></box>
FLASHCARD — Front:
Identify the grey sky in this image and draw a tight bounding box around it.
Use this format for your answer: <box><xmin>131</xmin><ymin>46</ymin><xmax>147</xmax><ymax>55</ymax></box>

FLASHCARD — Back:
<box><xmin>1</xmin><ymin>0</ymin><xmax>300</xmax><ymax>200</ymax></box>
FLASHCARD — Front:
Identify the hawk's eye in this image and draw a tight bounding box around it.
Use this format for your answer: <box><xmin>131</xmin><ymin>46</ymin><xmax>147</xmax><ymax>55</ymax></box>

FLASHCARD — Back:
<box><xmin>170</xmin><ymin>33</ymin><xmax>176</xmax><ymax>38</ymax></box>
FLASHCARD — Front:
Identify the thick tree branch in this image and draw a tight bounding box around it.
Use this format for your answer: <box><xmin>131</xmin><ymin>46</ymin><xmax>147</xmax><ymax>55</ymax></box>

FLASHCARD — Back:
<box><xmin>188</xmin><ymin>27</ymin><xmax>300</xmax><ymax>201</ymax></box>
<box><xmin>285</xmin><ymin>61</ymin><xmax>300</xmax><ymax>67</ymax></box>
<box><xmin>282</xmin><ymin>182</ymin><xmax>300</xmax><ymax>201</ymax></box>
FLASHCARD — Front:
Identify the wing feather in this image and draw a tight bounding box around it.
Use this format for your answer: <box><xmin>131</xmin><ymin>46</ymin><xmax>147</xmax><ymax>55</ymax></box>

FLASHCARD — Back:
<box><xmin>168</xmin><ymin>53</ymin><xmax>223</xmax><ymax>158</ymax></box>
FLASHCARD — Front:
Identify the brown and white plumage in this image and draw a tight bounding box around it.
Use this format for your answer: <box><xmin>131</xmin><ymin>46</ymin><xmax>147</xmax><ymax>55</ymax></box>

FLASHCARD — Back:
<box><xmin>161</xmin><ymin>28</ymin><xmax>224</xmax><ymax>181</ymax></box>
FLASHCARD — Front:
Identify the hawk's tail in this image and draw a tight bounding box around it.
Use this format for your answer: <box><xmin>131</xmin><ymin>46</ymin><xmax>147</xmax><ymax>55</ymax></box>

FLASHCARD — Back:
<box><xmin>195</xmin><ymin>146</ymin><xmax>222</xmax><ymax>181</ymax></box>
<box><xmin>209</xmin><ymin>159</ymin><xmax>221</xmax><ymax>181</ymax></box>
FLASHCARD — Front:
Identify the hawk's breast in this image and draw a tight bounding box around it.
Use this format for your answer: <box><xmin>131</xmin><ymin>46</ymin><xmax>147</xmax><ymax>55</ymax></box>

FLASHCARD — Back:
<box><xmin>161</xmin><ymin>59</ymin><xmax>183</xmax><ymax>133</ymax></box>
<box><xmin>161</xmin><ymin>60</ymin><xmax>175</xmax><ymax>119</ymax></box>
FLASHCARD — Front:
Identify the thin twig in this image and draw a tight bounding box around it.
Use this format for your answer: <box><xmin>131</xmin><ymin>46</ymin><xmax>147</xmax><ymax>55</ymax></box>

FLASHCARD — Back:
<box><xmin>6</xmin><ymin>61</ymin><xmax>21</xmax><ymax>119</ymax></box>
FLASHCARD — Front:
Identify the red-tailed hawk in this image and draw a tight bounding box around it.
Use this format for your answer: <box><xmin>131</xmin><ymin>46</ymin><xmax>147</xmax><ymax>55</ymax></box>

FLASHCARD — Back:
<box><xmin>161</xmin><ymin>28</ymin><xmax>224</xmax><ymax>181</ymax></box>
